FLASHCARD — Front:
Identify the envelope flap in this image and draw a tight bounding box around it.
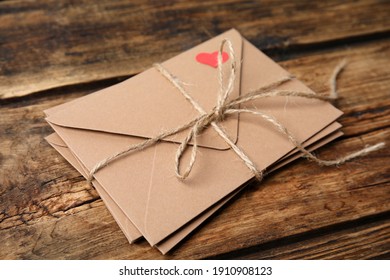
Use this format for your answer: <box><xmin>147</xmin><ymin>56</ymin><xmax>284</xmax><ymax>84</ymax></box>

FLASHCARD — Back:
<box><xmin>45</xmin><ymin>29</ymin><xmax>243</xmax><ymax>150</ymax></box>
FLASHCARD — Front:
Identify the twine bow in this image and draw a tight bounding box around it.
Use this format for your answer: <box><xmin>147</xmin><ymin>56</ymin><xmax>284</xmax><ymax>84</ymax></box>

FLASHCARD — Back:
<box><xmin>87</xmin><ymin>39</ymin><xmax>384</xmax><ymax>183</ymax></box>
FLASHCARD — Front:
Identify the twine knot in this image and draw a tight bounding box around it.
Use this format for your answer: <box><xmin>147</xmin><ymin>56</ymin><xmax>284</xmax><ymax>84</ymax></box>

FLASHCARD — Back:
<box><xmin>199</xmin><ymin>107</ymin><xmax>226</xmax><ymax>127</ymax></box>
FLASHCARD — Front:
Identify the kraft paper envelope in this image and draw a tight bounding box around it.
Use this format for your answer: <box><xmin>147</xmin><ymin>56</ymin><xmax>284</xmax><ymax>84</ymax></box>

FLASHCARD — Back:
<box><xmin>46</xmin><ymin>122</ymin><xmax>342</xmax><ymax>253</ymax></box>
<box><xmin>45</xmin><ymin>29</ymin><xmax>343</xmax><ymax>246</ymax></box>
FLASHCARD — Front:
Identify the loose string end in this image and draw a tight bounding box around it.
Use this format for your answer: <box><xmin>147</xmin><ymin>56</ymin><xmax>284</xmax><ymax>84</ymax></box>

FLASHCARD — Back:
<box><xmin>342</xmin><ymin>142</ymin><xmax>385</xmax><ymax>162</ymax></box>
<box><xmin>87</xmin><ymin>176</ymin><xmax>93</xmax><ymax>185</ymax></box>
<box><xmin>253</xmin><ymin>170</ymin><xmax>264</xmax><ymax>181</ymax></box>
<box><xmin>329</xmin><ymin>59</ymin><xmax>348</xmax><ymax>99</ymax></box>
<box><xmin>312</xmin><ymin>141</ymin><xmax>385</xmax><ymax>167</ymax></box>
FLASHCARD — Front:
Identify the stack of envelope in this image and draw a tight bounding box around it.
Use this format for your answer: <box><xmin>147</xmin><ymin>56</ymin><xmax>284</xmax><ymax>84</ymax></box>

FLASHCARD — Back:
<box><xmin>44</xmin><ymin>29</ymin><xmax>343</xmax><ymax>254</ymax></box>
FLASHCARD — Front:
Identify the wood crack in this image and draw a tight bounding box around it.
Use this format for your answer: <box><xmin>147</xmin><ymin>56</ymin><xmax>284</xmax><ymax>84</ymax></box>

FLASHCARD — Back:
<box><xmin>0</xmin><ymin>191</ymin><xmax>101</xmax><ymax>230</ymax></box>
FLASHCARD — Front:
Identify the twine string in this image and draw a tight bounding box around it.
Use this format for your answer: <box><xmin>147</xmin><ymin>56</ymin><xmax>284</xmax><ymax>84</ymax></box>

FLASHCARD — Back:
<box><xmin>87</xmin><ymin>39</ymin><xmax>385</xmax><ymax>183</ymax></box>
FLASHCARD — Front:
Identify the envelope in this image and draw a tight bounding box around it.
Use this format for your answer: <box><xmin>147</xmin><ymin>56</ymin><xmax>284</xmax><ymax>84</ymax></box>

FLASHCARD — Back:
<box><xmin>46</xmin><ymin>122</ymin><xmax>342</xmax><ymax>253</ymax></box>
<box><xmin>45</xmin><ymin>29</ymin><xmax>343</xmax><ymax>247</ymax></box>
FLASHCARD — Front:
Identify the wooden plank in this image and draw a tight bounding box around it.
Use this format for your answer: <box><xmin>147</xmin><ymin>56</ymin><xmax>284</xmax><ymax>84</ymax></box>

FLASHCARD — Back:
<box><xmin>0</xmin><ymin>0</ymin><xmax>389</xmax><ymax>99</ymax></box>
<box><xmin>0</xmin><ymin>39</ymin><xmax>389</xmax><ymax>259</ymax></box>
<box><xmin>219</xmin><ymin>216</ymin><xmax>390</xmax><ymax>259</ymax></box>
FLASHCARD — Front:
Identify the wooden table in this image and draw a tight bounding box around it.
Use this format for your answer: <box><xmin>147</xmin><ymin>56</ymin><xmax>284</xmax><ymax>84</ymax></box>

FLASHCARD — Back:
<box><xmin>1</xmin><ymin>0</ymin><xmax>389</xmax><ymax>260</ymax></box>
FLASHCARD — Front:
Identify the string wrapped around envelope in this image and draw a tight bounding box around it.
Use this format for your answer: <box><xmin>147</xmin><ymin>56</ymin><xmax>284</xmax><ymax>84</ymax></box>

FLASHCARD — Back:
<box><xmin>87</xmin><ymin>39</ymin><xmax>385</xmax><ymax>183</ymax></box>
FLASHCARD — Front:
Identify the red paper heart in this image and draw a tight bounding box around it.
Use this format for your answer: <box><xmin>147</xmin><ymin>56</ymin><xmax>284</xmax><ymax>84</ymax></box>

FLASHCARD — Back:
<box><xmin>195</xmin><ymin>51</ymin><xmax>229</xmax><ymax>68</ymax></box>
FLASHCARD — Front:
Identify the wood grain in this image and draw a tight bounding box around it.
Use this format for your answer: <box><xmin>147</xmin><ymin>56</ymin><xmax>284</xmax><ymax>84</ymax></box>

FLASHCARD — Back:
<box><xmin>219</xmin><ymin>215</ymin><xmax>390</xmax><ymax>259</ymax></box>
<box><xmin>1</xmin><ymin>0</ymin><xmax>389</xmax><ymax>99</ymax></box>
<box><xmin>1</xmin><ymin>38</ymin><xmax>389</xmax><ymax>259</ymax></box>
